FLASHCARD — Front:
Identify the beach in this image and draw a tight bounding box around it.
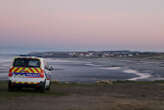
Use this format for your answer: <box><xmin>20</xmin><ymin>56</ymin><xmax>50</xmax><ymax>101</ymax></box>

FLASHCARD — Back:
<box><xmin>0</xmin><ymin>54</ymin><xmax>164</xmax><ymax>82</ymax></box>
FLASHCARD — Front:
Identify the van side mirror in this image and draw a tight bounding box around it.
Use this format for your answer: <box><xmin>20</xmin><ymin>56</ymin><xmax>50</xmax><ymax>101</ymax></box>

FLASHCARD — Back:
<box><xmin>47</xmin><ymin>65</ymin><xmax>54</xmax><ymax>71</ymax></box>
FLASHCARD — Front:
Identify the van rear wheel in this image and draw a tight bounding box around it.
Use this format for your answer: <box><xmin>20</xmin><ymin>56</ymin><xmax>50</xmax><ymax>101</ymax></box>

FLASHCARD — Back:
<box><xmin>39</xmin><ymin>81</ymin><xmax>45</xmax><ymax>93</ymax></box>
<box><xmin>8</xmin><ymin>81</ymin><xmax>14</xmax><ymax>92</ymax></box>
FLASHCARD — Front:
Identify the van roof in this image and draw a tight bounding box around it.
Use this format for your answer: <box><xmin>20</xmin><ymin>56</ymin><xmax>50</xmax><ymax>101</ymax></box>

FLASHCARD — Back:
<box><xmin>14</xmin><ymin>56</ymin><xmax>44</xmax><ymax>60</ymax></box>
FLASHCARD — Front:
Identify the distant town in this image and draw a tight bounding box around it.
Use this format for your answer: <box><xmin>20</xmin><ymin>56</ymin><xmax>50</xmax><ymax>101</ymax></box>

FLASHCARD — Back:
<box><xmin>27</xmin><ymin>50</ymin><xmax>164</xmax><ymax>59</ymax></box>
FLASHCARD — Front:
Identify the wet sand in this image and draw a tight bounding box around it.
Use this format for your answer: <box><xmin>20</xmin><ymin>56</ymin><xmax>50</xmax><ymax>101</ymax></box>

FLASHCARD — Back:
<box><xmin>0</xmin><ymin>57</ymin><xmax>164</xmax><ymax>82</ymax></box>
<box><xmin>48</xmin><ymin>57</ymin><xmax>164</xmax><ymax>82</ymax></box>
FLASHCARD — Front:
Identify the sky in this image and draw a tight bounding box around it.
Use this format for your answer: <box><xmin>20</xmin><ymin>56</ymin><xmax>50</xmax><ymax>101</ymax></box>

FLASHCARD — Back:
<box><xmin>0</xmin><ymin>0</ymin><xmax>164</xmax><ymax>52</ymax></box>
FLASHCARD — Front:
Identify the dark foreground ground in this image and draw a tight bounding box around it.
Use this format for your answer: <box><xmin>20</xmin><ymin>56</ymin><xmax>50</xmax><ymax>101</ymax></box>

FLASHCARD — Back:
<box><xmin>1</xmin><ymin>81</ymin><xmax>164</xmax><ymax>110</ymax></box>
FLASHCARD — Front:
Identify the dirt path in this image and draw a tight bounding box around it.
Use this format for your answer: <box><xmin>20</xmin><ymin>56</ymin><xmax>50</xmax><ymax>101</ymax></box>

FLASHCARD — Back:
<box><xmin>1</xmin><ymin>82</ymin><xmax>164</xmax><ymax>110</ymax></box>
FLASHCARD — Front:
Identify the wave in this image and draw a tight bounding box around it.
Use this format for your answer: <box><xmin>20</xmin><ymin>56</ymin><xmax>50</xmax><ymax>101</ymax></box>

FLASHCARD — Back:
<box><xmin>0</xmin><ymin>73</ymin><xmax>7</xmax><ymax>76</ymax></box>
<box><xmin>85</xmin><ymin>63</ymin><xmax>102</xmax><ymax>67</ymax></box>
<box><xmin>123</xmin><ymin>69</ymin><xmax>152</xmax><ymax>80</ymax></box>
<box><xmin>100</xmin><ymin>67</ymin><xmax>121</xmax><ymax>70</ymax></box>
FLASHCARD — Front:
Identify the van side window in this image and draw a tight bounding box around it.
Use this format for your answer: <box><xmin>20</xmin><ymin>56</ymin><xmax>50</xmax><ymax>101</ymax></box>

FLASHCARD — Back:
<box><xmin>44</xmin><ymin>60</ymin><xmax>49</xmax><ymax>70</ymax></box>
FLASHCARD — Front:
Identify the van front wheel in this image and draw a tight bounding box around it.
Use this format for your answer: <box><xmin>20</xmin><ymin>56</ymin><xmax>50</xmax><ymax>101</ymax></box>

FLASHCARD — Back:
<box><xmin>46</xmin><ymin>81</ymin><xmax>51</xmax><ymax>91</ymax></box>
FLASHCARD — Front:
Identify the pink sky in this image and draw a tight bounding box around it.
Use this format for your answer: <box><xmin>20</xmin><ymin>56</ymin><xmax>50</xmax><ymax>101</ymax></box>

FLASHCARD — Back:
<box><xmin>0</xmin><ymin>0</ymin><xmax>164</xmax><ymax>51</ymax></box>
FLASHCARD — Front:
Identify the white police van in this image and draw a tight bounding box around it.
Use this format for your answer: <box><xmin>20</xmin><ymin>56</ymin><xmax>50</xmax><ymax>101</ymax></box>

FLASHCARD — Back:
<box><xmin>8</xmin><ymin>56</ymin><xmax>54</xmax><ymax>92</ymax></box>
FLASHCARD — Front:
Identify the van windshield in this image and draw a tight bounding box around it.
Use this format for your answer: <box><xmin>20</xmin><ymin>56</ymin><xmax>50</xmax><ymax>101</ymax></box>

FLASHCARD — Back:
<box><xmin>13</xmin><ymin>58</ymin><xmax>40</xmax><ymax>67</ymax></box>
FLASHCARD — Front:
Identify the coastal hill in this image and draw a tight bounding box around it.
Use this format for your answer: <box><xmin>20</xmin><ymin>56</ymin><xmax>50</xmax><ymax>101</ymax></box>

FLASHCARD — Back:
<box><xmin>27</xmin><ymin>51</ymin><xmax>164</xmax><ymax>59</ymax></box>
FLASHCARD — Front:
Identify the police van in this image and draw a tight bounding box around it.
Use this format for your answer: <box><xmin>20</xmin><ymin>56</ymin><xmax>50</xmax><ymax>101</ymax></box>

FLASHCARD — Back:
<box><xmin>8</xmin><ymin>56</ymin><xmax>54</xmax><ymax>92</ymax></box>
